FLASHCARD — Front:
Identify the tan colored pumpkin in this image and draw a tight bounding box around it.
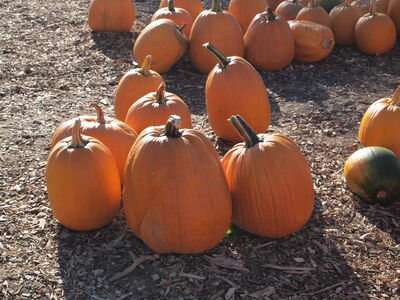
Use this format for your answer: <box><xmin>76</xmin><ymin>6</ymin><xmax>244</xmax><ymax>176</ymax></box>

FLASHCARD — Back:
<box><xmin>47</xmin><ymin>119</ymin><xmax>121</xmax><ymax>231</ymax></box>
<box><xmin>159</xmin><ymin>0</ymin><xmax>203</xmax><ymax>20</ymax></box>
<box><xmin>123</xmin><ymin>115</ymin><xmax>232</xmax><ymax>253</ymax></box>
<box><xmin>125</xmin><ymin>83</ymin><xmax>192</xmax><ymax>133</ymax></box>
<box><xmin>114</xmin><ymin>55</ymin><xmax>164</xmax><ymax>121</ymax></box>
<box><xmin>244</xmin><ymin>9</ymin><xmax>295</xmax><ymax>71</ymax></box>
<box><xmin>388</xmin><ymin>0</ymin><xmax>400</xmax><ymax>35</ymax></box>
<box><xmin>296</xmin><ymin>0</ymin><xmax>332</xmax><ymax>28</ymax></box>
<box><xmin>205</xmin><ymin>43</ymin><xmax>271</xmax><ymax>143</ymax></box>
<box><xmin>228</xmin><ymin>0</ymin><xmax>269</xmax><ymax>34</ymax></box>
<box><xmin>88</xmin><ymin>0</ymin><xmax>135</xmax><ymax>32</ymax></box>
<box><xmin>275</xmin><ymin>0</ymin><xmax>305</xmax><ymax>21</ymax></box>
<box><xmin>189</xmin><ymin>0</ymin><xmax>244</xmax><ymax>74</ymax></box>
<box><xmin>133</xmin><ymin>19</ymin><xmax>188</xmax><ymax>73</ymax></box>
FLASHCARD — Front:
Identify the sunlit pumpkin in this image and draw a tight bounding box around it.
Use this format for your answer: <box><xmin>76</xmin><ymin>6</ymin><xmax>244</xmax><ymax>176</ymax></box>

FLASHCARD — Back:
<box><xmin>228</xmin><ymin>0</ymin><xmax>269</xmax><ymax>34</ymax></box>
<box><xmin>275</xmin><ymin>0</ymin><xmax>305</xmax><ymax>21</ymax></box>
<box><xmin>159</xmin><ymin>0</ymin><xmax>203</xmax><ymax>20</ymax></box>
<box><xmin>296</xmin><ymin>0</ymin><xmax>332</xmax><ymax>28</ymax></box>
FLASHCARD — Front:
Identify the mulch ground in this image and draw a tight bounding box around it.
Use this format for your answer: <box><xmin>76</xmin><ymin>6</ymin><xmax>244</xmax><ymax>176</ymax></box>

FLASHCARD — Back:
<box><xmin>1</xmin><ymin>0</ymin><xmax>399</xmax><ymax>299</ymax></box>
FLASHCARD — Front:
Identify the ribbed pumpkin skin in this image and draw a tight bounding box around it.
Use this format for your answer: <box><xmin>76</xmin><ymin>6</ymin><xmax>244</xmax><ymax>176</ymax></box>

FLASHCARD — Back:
<box><xmin>344</xmin><ymin>146</ymin><xmax>400</xmax><ymax>205</ymax></box>
<box><xmin>296</xmin><ymin>4</ymin><xmax>333</xmax><ymax>28</ymax></box>
<box><xmin>222</xmin><ymin>133</ymin><xmax>314</xmax><ymax>238</ymax></box>
<box><xmin>88</xmin><ymin>0</ymin><xmax>135</xmax><ymax>32</ymax></box>
<box><xmin>159</xmin><ymin>0</ymin><xmax>203</xmax><ymax>19</ymax></box>
<box><xmin>329</xmin><ymin>4</ymin><xmax>363</xmax><ymax>45</ymax></box>
<box><xmin>244</xmin><ymin>11</ymin><xmax>295</xmax><ymax>71</ymax></box>
<box><xmin>133</xmin><ymin>19</ymin><xmax>188</xmax><ymax>74</ymax></box>
<box><xmin>151</xmin><ymin>6</ymin><xmax>193</xmax><ymax>37</ymax></box>
<box><xmin>123</xmin><ymin>123</ymin><xmax>232</xmax><ymax>254</ymax></box>
<box><xmin>289</xmin><ymin>20</ymin><xmax>335</xmax><ymax>62</ymax></box>
<box><xmin>388</xmin><ymin>0</ymin><xmax>400</xmax><ymax>35</ymax></box>
<box><xmin>275</xmin><ymin>0</ymin><xmax>304</xmax><ymax>21</ymax></box>
<box><xmin>228</xmin><ymin>0</ymin><xmax>269</xmax><ymax>34</ymax></box>
<box><xmin>358</xmin><ymin>87</ymin><xmax>400</xmax><ymax>157</ymax></box>
<box><xmin>47</xmin><ymin>135</ymin><xmax>121</xmax><ymax>231</ymax></box>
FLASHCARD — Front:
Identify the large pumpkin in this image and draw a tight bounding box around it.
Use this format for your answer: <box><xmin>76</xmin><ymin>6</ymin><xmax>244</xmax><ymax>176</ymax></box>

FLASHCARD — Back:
<box><xmin>228</xmin><ymin>0</ymin><xmax>269</xmax><ymax>34</ymax></box>
<box><xmin>222</xmin><ymin>115</ymin><xmax>314</xmax><ymax>238</ymax></box>
<box><xmin>358</xmin><ymin>86</ymin><xmax>400</xmax><ymax>157</ymax></box>
<box><xmin>123</xmin><ymin>115</ymin><xmax>232</xmax><ymax>254</ymax></box>
<box><xmin>387</xmin><ymin>0</ymin><xmax>400</xmax><ymax>35</ymax></box>
<box><xmin>244</xmin><ymin>8</ymin><xmax>295</xmax><ymax>71</ymax></box>
<box><xmin>344</xmin><ymin>146</ymin><xmax>400</xmax><ymax>206</ymax></box>
<box><xmin>288</xmin><ymin>20</ymin><xmax>335</xmax><ymax>62</ymax></box>
<box><xmin>51</xmin><ymin>104</ymin><xmax>137</xmax><ymax>183</ymax></box>
<box><xmin>125</xmin><ymin>83</ymin><xmax>192</xmax><ymax>133</ymax></box>
<box><xmin>133</xmin><ymin>19</ymin><xmax>188</xmax><ymax>73</ymax></box>
<box><xmin>275</xmin><ymin>0</ymin><xmax>305</xmax><ymax>21</ymax></box>
<box><xmin>205</xmin><ymin>43</ymin><xmax>271</xmax><ymax>143</ymax></box>
<box><xmin>114</xmin><ymin>55</ymin><xmax>164</xmax><ymax>121</ymax></box>
<box><xmin>88</xmin><ymin>0</ymin><xmax>135</xmax><ymax>32</ymax></box>
<box><xmin>296</xmin><ymin>0</ymin><xmax>332</xmax><ymax>28</ymax></box>
<box><xmin>46</xmin><ymin>119</ymin><xmax>121</xmax><ymax>231</ymax></box>
<box><xmin>189</xmin><ymin>0</ymin><xmax>244</xmax><ymax>74</ymax></box>
<box><xmin>159</xmin><ymin>0</ymin><xmax>203</xmax><ymax>20</ymax></box>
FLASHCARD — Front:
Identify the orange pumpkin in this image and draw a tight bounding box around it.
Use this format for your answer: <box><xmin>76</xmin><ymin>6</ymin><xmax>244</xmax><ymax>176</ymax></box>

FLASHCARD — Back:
<box><xmin>355</xmin><ymin>0</ymin><xmax>396</xmax><ymax>55</ymax></box>
<box><xmin>222</xmin><ymin>115</ymin><xmax>314</xmax><ymax>238</ymax></box>
<box><xmin>114</xmin><ymin>55</ymin><xmax>164</xmax><ymax>121</ymax></box>
<box><xmin>152</xmin><ymin>0</ymin><xmax>193</xmax><ymax>37</ymax></box>
<box><xmin>51</xmin><ymin>104</ymin><xmax>137</xmax><ymax>183</ymax></box>
<box><xmin>296</xmin><ymin>0</ymin><xmax>332</xmax><ymax>28</ymax></box>
<box><xmin>288</xmin><ymin>20</ymin><xmax>335</xmax><ymax>62</ymax></box>
<box><xmin>244</xmin><ymin>9</ymin><xmax>295</xmax><ymax>71</ymax></box>
<box><xmin>228</xmin><ymin>0</ymin><xmax>269</xmax><ymax>34</ymax></box>
<box><xmin>123</xmin><ymin>115</ymin><xmax>232</xmax><ymax>253</ymax></box>
<box><xmin>189</xmin><ymin>0</ymin><xmax>244</xmax><ymax>74</ymax></box>
<box><xmin>88</xmin><ymin>0</ymin><xmax>135</xmax><ymax>32</ymax></box>
<box><xmin>275</xmin><ymin>0</ymin><xmax>305</xmax><ymax>21</ymax></box>
<box><xmin>388</xmin><ymin>0</ymin><xmax>400</xmax><ymax>35</ymax></box>
<box><xmin>205</xmin><ymin>43</ymin><xmax>271</xmax><ymax>143</ymax></box>
<box><xmin>47</xmin><ymin>119</ymin><xmax>121</xmax><ymax>231</ymax></box>
<box><xmin>159</xmin><ymin>0</ymin><xmax>203</xmax><ymax>20</ymax></box>
<box><xmin>358</xmin><ymin>86</ymin><xmax>400</xmax><ymax>157</ymax></box>
<box><xmin>125</xmin><ymin>83</ymin><xmax>192</xmax><ymax>133</ymax></box>
<box><xmin>133</xmin><ymin>19</ymin><xmax>188</xmax><ymax>73</ymax></box>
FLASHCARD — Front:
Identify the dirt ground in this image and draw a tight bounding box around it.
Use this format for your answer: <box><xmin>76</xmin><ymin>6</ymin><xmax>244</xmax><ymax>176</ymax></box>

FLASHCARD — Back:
<box><xmin>1</xmin><ymin>0</ymin><xmax>399</xmax><ymax>299</ymax></box>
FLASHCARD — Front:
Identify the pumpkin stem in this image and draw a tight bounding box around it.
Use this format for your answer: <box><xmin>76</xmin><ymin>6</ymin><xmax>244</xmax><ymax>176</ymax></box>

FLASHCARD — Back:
<box><xmin>69</xmin><ymin>119</ymin><xmax>88</xmax><ymax>148</ymax></box>
<box><xmin>203</xmin><ymin>42</ymin><xmax>230</xmax><ymax>69</ymax></box>
<box><xmin>309</xmin><ymin>0</ymin><xmax>316</xmax><ymax>7</ymax></box>
<box><xmin>155</xmin><ymin>82</ymin><xmax>167</xmax><ymax>103</ymax></box>
<box><xmin>164</xmin><ymin>115</ymin><xmax>182</xmax><ymax>138</ymax></box>
<box><xmin>89</xmin><ymin>103</ymin><xmax>106</xmax><ymax>124</ymax></box>
<box><xmin>177</xmin><ymin>23</ymin><xmax>187</xmax><ymax>33</ymax></box>
<box><xmin>228</xmin><ymin>115</ymin><xmax>260</xmax><ymax>148</ymax></box>
<box><xmin>265</xmin><ymin>8</ymin><xmax>276</xmax><ymax>22</ymax></box>
<box><xmin>391</xmin><ymin>85</ymin><xmax>400</xmax><ymax>105</ymax></box>
<box><xmin>168</xmin><ymin>0</ymin><xmax>175</xmax><ymax>12</ymax></box>
<box><xmin>369</xmin><ymin>0</ymin><xmax>377</xmax><ymax>14</ymax></box>
<box><xmin>211</xmin><ymin>0</ymin><xmax>222</xmax><ymax>12</ymax></box>
<box><xmin>139</xmin><ymin>55</ymin><xmax>152</xmax><ymax>76</ymax></box>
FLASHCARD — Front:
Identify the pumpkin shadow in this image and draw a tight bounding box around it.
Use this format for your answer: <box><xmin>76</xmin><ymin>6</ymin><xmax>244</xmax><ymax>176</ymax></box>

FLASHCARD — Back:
<box><xmin>90</xmin><ymin>31</ymin><xmax>134</xmax><ymax>60</ymax></box>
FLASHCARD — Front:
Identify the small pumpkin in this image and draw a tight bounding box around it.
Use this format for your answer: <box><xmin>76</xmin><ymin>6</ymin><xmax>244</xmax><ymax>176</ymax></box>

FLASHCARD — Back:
<box><xmin>189</xmin><ymin>0</ymin><xmax>244</xmax><ymax>74</ymax></box>
<box><xmin>114</xmin><ymin>55</ymin><xmax>164</xmax><ymax>121</ymax></box>
<box><xmin>344</xmin><ymin>146</ymin><xmax>400</xmax><ymax>206</ymax></box>
<box><xmin>152</xmin><ymin>0</ymin><xmax>193</xmax><ymax>37</ymax></box>
<box><xmin>222</xmin><ymin>115</ymin><xmax>314</xmax><ymax>238</ymax></box>
<box><xmin>125</xmin><ymin>82</ymin><xmax>192</xmax><ymax>133</ymax></box>
<box><xmin>388</xmin><ymin>0</ymin><xmax>400</xmax><ymax>35</ymax></box>
<box><xmin>205</xmin><ymin>43</ymin><xmax>271</xmax><ymax>143</ymax></box>
<box><xmin>159</xmin><ymin>0</ymin><xmax>203</xmax><ymax>20</ymax></box>
<box><xmin>51</xmin><ymin>104</ymin><xmax>138</xmax><ymax>183</ymax></box>
<box><xmin>296</xmin><ymin>0</ymin><xmax>332</xmax><ymax>28</ymax></box>
<box><xmin>355</xmin><ymin>0</ymin><xmax>396</xmax><ymax>55</ymax></box>
<box><xmin>228</xmin><ymin>0</ymin><xmax>269</xmax><ymax>34</ymax></box>
<box><xmin>133</xmin><ymin>19</ymin><xmax>188</xmax><ymax>73</ymax></box>
<box><xmin>123</xmin><ymin>115</ymin><xmax>232</xmax><ymax>254</ymax></box>
<box><xmin>358</xmin><ymin>86</ymin><xmax>400</xmax><ymax>157</ymax></box>
<box><xmin>275</xmin><ymin>0</ymin><xmax>305</xmax><ymax>21</ymax></box>
<box><xmin>244</xmin><ymin>9</ymin><xmax>295</xmax><ymax>71</ymax></box>
<box><xmin>88</xmin><ymin>0</ymin><xmax>135</xmax><ymax>32</ymax></box>
<box><xmin>47</xmin><ymin>119</ymin><xmax>121</xmax><ymax>231</ymax></box>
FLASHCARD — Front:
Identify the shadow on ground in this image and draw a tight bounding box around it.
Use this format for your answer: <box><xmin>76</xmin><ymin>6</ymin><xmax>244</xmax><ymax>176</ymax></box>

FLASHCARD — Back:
<box><xmin>91</xmin><ymin>32</ymin><xmax>133</xmax><ymax>60</ymax></box>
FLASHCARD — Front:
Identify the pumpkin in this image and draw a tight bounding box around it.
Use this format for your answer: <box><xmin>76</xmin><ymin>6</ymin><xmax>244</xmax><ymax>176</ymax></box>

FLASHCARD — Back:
<box><xmin>221</xmin><ymin>115</ymin><xmax>314</xmax><ymax>238</ymax></box>
<box><xmin>329</xmin><ymin>0</ymin><xmax>363</xmax><ymax>45</ymax></box>
<box><xmin>46</xmin><ymin>119</ymin><xmax>121</xmax><ymax>231</ymax></box>
<box><xmin>275</xmin><ymin>0</ymin><xmax>305</xmax><ymax>21</ymax></box>
<box><xmin>358</xmin><ymin>86</ymin><xmax>400</xmax><ymax>157</ymax></box>
<box><xmin>189</xmin><ymin>0</ymin><xmax>244</xmax><ymax>74</ymax></box>
<box><xmin>133</xmin><ymin>19</ymin><xmax>188</xmax><ymax>74</ymax></box>
<box><xmin>344</xmin><ymin>146</ymin><xmax>400</xmax><ymax>206</ymax></box>
<box><xmin>296</xmin><ymin>0</ymin><xmax>332</xmax><ymax>28</ymax></box>
<box><xmin>288</xmin><ymin>20</ymin><xmax>335</xmax><ymax>62</ymax></box>
<box><xmin>114</xmin><ymin>55</ymin><xmax>164</xmax><ymax>121</ymax></box>
<box><xmin>388</xmin><ymin>0</ymin><xmax>400</xmax><ymax>35</ymax></box>
<box><xmin>228</xmin><ymin>0</ymin><xmax>269</xmax><ymax>34</ymax></box>
<box><xmin>51</xmin><ymin>104</ymin><xmax>137</xmax><ymax>183</ymax></box>
<box><xmin>123</xmin><ymin>115</ymin><xmax>232</xmax><ymax>253</ymax></box>
<box><xmin>151</xmin><ymin>0</ymin><xmax>193</xmax><ymax>37</ymax></box>
<box><xmin>205</xmin><ymin>43</ymin><xmax>271</xmax><ymax>143</ymax></box>
<box><xmin>88</xmin><ymin>0</ymin><xmax>135</xmax><ymax>32</ymax></box>
<box><xmin>355</xmin><ymin>0</ymin><xmax>396</xmax><ymax>55</ymax></box>
<box><xmin>244</xmin><ymin>9</ymin><xmax>295</xmax><ymax>71</ymax></box>
<box><xmin>267</xmin><ymin>0</ymin><xmax>287</xmax><ymax>10</ymax></box>
<box><xmin>125</xmin><ymin>82</ymin><xmax>192</xmax><ymax>133</ymax></box>
<box><xmin>159</xmin><ymin>0</ymin><xmax>203</xmax><ymax>20</ymax></box>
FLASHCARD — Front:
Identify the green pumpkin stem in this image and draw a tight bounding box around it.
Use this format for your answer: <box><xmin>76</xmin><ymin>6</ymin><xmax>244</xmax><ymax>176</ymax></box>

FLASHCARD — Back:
<box><xmin>211</xmin><ymin>0</ymin><xmax>222</xmax><ymax>12</ymax></box>
<box><xmin>69</xmin><ymin>119</ymin><xmax>87</xmax><ymax>148</ymax></box>
<box><xmin>203</xmin><ymin>42</ymin><xmax>230</xmax><ymax>69</ymax></box>
<box><xmin>168</xmin><ymin>0</ymin><xmax>176</xmax><ymax>12</ymax></box>
<box><xmin>155</xmin><ymin>82</ymin><xmax>167</xmax><ymax>103</ymax></box>
<box><xmin>139</xmin><ymin>55</ymin><xmax>152</xmax><ymax>76</ymax></box>
<box><xmin>90</xmin><ymin>103</ymin><xmax>106</xmax><ymax>124</ymax></box>
<box><xmin>228</xmin><ymin>115</ymin><xmax>260</xmax><ymax>148</ymax></box>
<box><xmin>265</xmin><ymin>8</ymin><xmax>276</xmax><ymax>22</ymax></box>
<box><xmin>369</xmin><ymin>0</ymin><xmax>377</xmax><ymax>14</ymax></box>
<box><xmin>164</xmin><ymin>115</ymin><xmax>182</xmax><ymax>138</ymax></box>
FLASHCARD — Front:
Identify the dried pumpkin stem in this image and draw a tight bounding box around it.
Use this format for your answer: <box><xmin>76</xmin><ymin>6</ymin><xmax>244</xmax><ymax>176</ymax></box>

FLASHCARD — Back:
<box><xmin>203</xmin><ymin>42</ymin><xmax>230</xmax><ymax>68</ymax></box>
<box><xmin>139</xmin><ymin>55</ymin><xmax>152</xmax><ymax>76</ymax></box>
<box><xmin>228</xmin><ymin>115</ymin><xmax>260</xmax><ymax>148</ymax></box>
<box><xmin>69</xmin><ymin>119</ymin><xmax>87</xmax><ymax>148</ymax></box>
<box><xmin>265</xmin><ymin>8</ymin><xmax>276</xmax><ymax>22</ymax></box>
<box><xmin>177</xmin><ymin>23</ymin><xmax>187</xmax><ymax>32</ymax></box>
<box><xmin>89</xmin><ymin>103</ymin><xmax>106</xmax><ymax>124</ymax></box>
<box><xmin>155</xmin><ymin>82</ymin><xmax>167</xmax><ymax>103</ymax></box>
<box><xmin>168</xmin><ymin>0</ymin><xmax>176</xmax><ymax>12</ymax></box>
<box><xmin>391</xmin><ymin>86</ymin><xmax>400</xmax><ymax>105</ymax></box>
<box><xmin>164</xmin><ymin>115</ymin><xmax>182</xmax><ymax>138</ymax></box>
<box><xmin>369</xmin><ymin>0</ymin><xmax>377</xmax><ymax>14</ymax></box>
<box><xmin>211</xmin><ymin>0</ymin><xmax>222</xmax><ymax>12</ymax></box>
